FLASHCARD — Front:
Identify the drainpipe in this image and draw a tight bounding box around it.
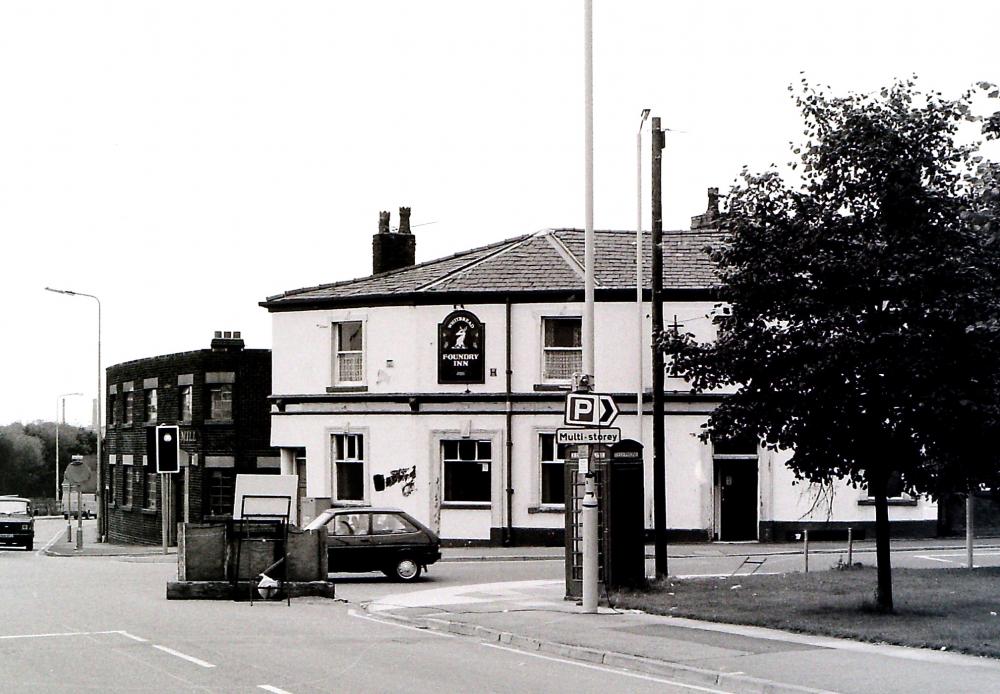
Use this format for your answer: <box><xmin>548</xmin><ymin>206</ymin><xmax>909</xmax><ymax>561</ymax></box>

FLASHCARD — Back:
<box><xmin>504</xmin><ymin>297</ymin><xmax>514</xmax><ymax>546</ymax></box>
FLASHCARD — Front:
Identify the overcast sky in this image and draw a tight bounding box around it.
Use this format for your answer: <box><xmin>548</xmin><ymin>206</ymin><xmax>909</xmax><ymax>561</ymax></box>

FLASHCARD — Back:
<box><xmin>2</xmin><ymin>1</ymin><xmax>997</xmax><ymax>426</ymax></box>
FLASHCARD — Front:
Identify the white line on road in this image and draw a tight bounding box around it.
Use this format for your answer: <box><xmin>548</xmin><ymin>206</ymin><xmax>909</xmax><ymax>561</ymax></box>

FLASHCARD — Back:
<box><xmin>116</xmin><ymin>631</ymin><xmax>149</xmax><ymax>642</ymax></box>
<box><xmin>481</xmin><ymin>642</ymin><xmax>734</xmax><ymax>693</ymax></box>
<box><xmin>347</xmin><ymin>609</ymin><xmax>456</xmax><ymax>638</ymax></box>
<box><xmin>915</xmin><ymin>555</ymin><xmax>959</xmax><ymax>564</ymax></box>
<box><xmin>36</xmin><ymin>528</ymin><xmax>66</xmax><ymax>557</ymax></box>
<box><xmin>258</xmin><ymin>686</ymin><xmax>294</xmax><ymax>694</ymax></box>
<box><xmin>152</xmin><ymin>644</ymin><xmax>216</xmax><ymax>668</ymax></box>
<box><xmin>0</xmin><ymin>631</ymin><xmax>94</xmax><ymax>640</ymax></box>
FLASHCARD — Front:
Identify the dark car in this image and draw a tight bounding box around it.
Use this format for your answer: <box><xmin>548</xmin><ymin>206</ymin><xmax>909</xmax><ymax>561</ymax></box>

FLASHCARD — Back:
<box><xmin>0</xmin><ymin>496</ymin><xmax>35</xmax><ymax>550</ymax></box>
<box><xmin>305</xmin><ymin>507</ymin><xmax>441</xmax><ymax>581</ymax></box>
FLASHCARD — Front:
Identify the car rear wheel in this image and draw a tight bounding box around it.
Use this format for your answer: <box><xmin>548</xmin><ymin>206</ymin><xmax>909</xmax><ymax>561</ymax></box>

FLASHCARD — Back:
<box><xmin>384</xmin><ymin>557</ymin><xmax>422</xmax><ymax>581</ymax></box>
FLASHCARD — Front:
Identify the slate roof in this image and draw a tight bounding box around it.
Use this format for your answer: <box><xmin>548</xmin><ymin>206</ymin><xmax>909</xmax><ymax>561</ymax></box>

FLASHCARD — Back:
<box><xmin>262</xmin><ymin>228</ymin><xmax>723</xmax><ymax>311</ymax></box>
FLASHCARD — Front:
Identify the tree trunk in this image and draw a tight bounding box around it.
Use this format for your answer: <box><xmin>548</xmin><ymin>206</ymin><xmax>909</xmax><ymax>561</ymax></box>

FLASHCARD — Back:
<box><xmin>870</xmin><ymin>468</ymin><xmax>894</xmax><ymax>612</ymax></box>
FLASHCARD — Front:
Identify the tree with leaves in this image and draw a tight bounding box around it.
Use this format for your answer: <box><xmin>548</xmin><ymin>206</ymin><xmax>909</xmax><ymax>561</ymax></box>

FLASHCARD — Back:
<box><xmin>662</xmin><ymin>78</ymin><xmax>1000</xmax><ymax>612</ymax></box>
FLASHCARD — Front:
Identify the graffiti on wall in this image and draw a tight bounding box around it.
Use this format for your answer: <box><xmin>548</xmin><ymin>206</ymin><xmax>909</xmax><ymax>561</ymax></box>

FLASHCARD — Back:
<box><xmin>373</xmin><ymin>465</ymin><xmax>417</xmax><ymax>497</ymax></box>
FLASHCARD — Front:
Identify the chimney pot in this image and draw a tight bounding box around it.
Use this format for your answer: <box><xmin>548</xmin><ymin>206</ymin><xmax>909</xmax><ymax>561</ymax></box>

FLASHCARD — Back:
<box><xmin>373</xmin><ymin>206</ymin><xmax>416</xmax><ymax>274</ymax></box>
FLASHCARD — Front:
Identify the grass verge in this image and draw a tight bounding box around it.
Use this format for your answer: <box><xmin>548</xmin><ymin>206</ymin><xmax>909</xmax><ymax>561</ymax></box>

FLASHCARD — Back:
<box><xmin>610</xmin><ymin>566</ymin><xmax>1000</xmax><ymax>659</ymax></box>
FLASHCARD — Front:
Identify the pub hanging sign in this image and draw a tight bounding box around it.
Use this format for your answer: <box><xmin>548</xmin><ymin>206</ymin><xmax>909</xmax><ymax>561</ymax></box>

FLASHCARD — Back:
<box><xmin>438</xmin><ymin>309</ymin><xmax>485</xmax><ymax>384</ymax></box>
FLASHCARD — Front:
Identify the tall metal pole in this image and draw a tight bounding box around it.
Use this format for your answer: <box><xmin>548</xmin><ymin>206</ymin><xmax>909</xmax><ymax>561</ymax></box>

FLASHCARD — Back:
<box><xmin>650</xmin><ymin>118</ymin><xmax>668</xmax><ymax>579</ymax></box>
<box><xmin>581</xmin><ymin>0</ymin><xmax>599</xmax><ymax>614</ymax></box>
<box><xmin>56</xmin><ymin>400</ymin><xmax>61</xmax><ymax>503</ymax></box>
<box><xmin>46</xmin><ymin>288</ymin><xmax>103</xmax><ymax>542</ymax></box>
<box><xmin>636</xmin><ymin>109</ymin><xmax>650</xmax><ymax>437</ymax></box>
<box><xmin>967</xmin><ymin>492</ymin><xmax>975</xmax><ymax>569</ymax></box>
<box><xmin>56</xmin><ymin>393</ymin><xmax>83</xmax><ymax>504</ymax></box>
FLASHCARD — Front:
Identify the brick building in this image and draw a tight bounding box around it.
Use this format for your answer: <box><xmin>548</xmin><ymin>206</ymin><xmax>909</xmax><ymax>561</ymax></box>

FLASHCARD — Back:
<box><xmin>103</xmin><ymin>332</ymin><xmax>278</xmax><ymax>545</ymax></box>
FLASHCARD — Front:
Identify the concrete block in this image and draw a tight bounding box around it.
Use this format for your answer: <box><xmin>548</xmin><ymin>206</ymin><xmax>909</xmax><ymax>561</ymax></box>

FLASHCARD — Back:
<box><xmin>178</xmin><ymin>523</ymin><xmax>226</xmax><ymax>581</ymax></box>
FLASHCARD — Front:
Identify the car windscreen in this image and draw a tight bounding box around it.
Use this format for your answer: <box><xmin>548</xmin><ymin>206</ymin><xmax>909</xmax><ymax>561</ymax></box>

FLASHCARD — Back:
<box><xmin>0</xmin><ymin>500</ymin><xmax>29</xmax><ymax>515</ymax></box>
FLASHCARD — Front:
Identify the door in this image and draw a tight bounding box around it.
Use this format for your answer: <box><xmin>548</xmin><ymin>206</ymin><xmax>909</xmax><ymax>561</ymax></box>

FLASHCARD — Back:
<box><xmin>327</xmin><ymin>511</ymin><xmax>371</xmax><ymax>571</ymax></box>
<box><xmin>295</xmin><ymin>452</ymin><xmax>308</xmax><ymax>527</ymax></box>
<box><xmin>716</xmin><ymin>461</ymin><xmax>758</xmax><ymax>541</ymax></box>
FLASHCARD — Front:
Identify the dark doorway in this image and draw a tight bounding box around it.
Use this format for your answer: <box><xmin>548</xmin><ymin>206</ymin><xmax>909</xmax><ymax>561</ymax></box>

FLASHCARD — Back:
<box><xmin>716</xmin><ymin>461</ymin><xmax>758</xmax><ymax>541</ymax></box>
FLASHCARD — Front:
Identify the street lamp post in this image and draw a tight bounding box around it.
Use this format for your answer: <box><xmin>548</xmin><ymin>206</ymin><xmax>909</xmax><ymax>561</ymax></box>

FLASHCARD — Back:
<box><xmin>55</xmin><ymin>392</ymin><xmax>83</xmax><ymax>504</ymax></box>
<box><xmin>45</xmin><ymin>287</ymin><xmax>103</xmax><ymax>542</ymax></box>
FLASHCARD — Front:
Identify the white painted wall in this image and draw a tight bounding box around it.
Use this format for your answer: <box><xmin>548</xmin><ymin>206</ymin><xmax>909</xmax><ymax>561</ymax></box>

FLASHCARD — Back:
<box><xmin>270</xmin><ymin>297</ymin><xmax>936</xmax><ymax>541</ymax></box>
<box><xmin>271</xmin><ymin>300</ymin><xmax>720</xmax><ymax>397</ymax></box>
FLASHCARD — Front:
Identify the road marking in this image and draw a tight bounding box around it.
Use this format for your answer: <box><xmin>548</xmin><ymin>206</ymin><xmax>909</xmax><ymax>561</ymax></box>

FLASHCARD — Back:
<box><xmin>0</xmin><ymin>631</ymin><xmax>95</xmax><ymax>640</ymax></box>
<box><xmin>152</xmin><ymin>644</ymin><xmax>216</xmax><ymax>668</ymax></box>
<box><xmin>258</xmin><ymin>686</ymin><xmax>294</xmax><ymax>694</ymax></box>
<box><xmin>348</xmin><ymin>609</ymin><xmax>455</xmax><ymax>638</ymax></box>
<box><xmin>116</xmin><ymin>631</ymin><xmax>149</xmax><ymax>642</ymax></box>
<box><xmin>36</xmin><ymin>528</ymin><xmax>66</xmax><ymax>556</ymax></box>
<box><xmin>915</xmin><ymin>555</ymin><xmax>958</xmax><ymax>564</ymax></box>
<box><xmin>481</xmin><ymin>642</ymin><xmax>734</xmax><ymax>692</ymax></box>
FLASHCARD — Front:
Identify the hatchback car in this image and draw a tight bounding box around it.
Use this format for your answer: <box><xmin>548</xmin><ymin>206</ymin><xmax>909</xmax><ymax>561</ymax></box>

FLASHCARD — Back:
<box><xmin>304</xmin><ymin>507</ymin><xmax>441</xmax><ymax>581</ymax></box>
<box><xmin>0</xmin><ymin>496</ymin><xmax>35</xmax><ymax>550</ymax></box>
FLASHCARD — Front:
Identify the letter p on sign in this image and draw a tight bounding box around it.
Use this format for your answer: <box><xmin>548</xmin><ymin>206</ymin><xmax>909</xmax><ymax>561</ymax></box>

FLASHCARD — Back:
<box><xmin>565</xmin><ymin>393</ymin><xmax>598</xmax><ymax>426</ymax></box>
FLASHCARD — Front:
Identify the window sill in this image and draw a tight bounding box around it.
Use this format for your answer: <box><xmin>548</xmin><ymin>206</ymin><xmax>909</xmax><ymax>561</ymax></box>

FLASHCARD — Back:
<box><xmin>326</xmin><ymin>385</ymin><xmax>369</xmax><ymax>393</ymax></box>
<box><xmin>141</xmin><ymin>508</ymin><xmax>158</xmax><ymax>516</ymax></box>
<box><xmin>528</xmin><ymin>504</ymin><xmax>566</xmax><ymax>514</ymax></box>
<box><xmin>332</xmin><ymin>500</ymin><xmax>369</xmax><ymax>507</ymax></box>
<box><xmin>204</xmin><ymin>420</ymin><xmax>233</xmax><ymax>426</ymax></box>
<box><xmin>441</xmin><ymin>502</ymin><xmax>491</xmax><ymax>510</ymax></box>
<box><xmin>120</xmin><ymin>504</ymin><xmax>134</xmax><ymax>512</ymax></box>
<box><xmin>857</xmin><ymin>498</ymin><xmax>918</xmax><ymax>507</ymax></box>
<box><xmin>533</xmin><ymin>383</ymin><xmax>570</xmax><ymax>392</ymax></box>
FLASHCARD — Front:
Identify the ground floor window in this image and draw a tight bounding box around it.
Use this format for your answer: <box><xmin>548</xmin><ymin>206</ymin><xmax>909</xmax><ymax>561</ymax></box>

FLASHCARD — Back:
<box><xmin>123</xmin><ymin>468</ymin><xmax>135</xmax><ymax>506</ymax></box>
<box><xmin>107</xmin><ymin>466</ymin><xmax>117</xmax><ymax>504</ymax></box>
<box><xmin>442</xmin><ymin>439</ymin><xmax>491</xmax><ymax>503</ymax></box>
<box><xmin>143</xmin><ymin>472</ymin><xmax>157</xmax><ymax>510</ymax></box>
<box><xmin>207</xmin><ymin>470</ymin><xmax>236</xmax><ymax>516</ymax></box>
<box><xmin>539</xmin><ymin>433</ymin><xmax>570</xmax><ymax>505</ymax></box>
<box><xmin>333</xmin><ymin>433</ymin><xmax>365</xmax><ymax>501</ymax></box>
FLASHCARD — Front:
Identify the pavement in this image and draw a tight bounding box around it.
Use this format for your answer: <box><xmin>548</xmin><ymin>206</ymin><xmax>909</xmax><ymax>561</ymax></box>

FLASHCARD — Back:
<box><xmin>42</xmin><ymin>526</ymin><xmax>1000</xmax><ymax>693</ymax></box>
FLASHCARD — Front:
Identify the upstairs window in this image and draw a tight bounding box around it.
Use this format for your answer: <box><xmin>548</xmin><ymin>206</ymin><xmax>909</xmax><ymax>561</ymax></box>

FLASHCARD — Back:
<box><xmin>542</xmin><ymin>317</ymin><xmax>582</xmax><ymax>382</ymax></box>
<box><xmin>179</xmin><ymin>386</ymin><xmax>193</xmax><ymax>422</ymax></box>
<box><xmin>123</xmin><ymin>391</ymin><xmax>134</xmax><ymax>425</ymax></box>
<box><xmin>145</xmin><ymin>389</ymin><xmax>158</xmax><ymax>423</ymax></box>
<box><xmin>333</xmin><ymin>321</ymin><xmax>364</xmax><ymax>385</ymax></box>
<box><xmin>333</xmin><ymin>433</ymin><xmax>365</xmax><ymax>502</ymax></box>
<box><xmin>209</xmin><ymin>385</ymin><xmax>233</xmax><ymax>421</ymax></box>
<box><xmin>110</xmin><ymin>394</ymin><xmax>119</xmax><ymax>426</ymax></box>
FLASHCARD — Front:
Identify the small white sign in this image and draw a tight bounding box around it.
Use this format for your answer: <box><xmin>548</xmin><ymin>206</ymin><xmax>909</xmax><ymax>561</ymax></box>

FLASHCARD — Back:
<box><xmin>557</xmin><ymin>428</ymin><xmax>621</xmax><ymax>445</ymax></box>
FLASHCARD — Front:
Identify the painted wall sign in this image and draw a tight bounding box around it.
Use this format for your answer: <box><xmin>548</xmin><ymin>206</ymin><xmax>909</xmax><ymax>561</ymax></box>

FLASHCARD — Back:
<box><xmin>438</xmin><ymin>309</ymin><xmax>485</xmax><ymax>384</ymax></box>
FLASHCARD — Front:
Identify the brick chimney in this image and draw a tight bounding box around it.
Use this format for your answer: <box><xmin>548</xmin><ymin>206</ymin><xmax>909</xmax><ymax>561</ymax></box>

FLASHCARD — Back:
<box><xmin>690</xmin><ymin>187</ymin><xmax>721</xmax><ymax>229</ymax></box>
<box><xmin>372</xmin><ymin>207</ymin><xmax>417</xmax><ymax>274</ymax></box>
<box><xmin>211</xmin><ymin>330</ymin><xmax>245</xmax><ymax>352</ymax></box>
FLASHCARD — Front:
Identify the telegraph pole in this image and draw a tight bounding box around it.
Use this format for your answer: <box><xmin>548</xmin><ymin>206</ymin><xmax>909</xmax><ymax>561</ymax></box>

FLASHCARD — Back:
<box><xmin>651</xmin><ymin>117</ymin><xmax>668</xmax><ymax>579</ymax></box>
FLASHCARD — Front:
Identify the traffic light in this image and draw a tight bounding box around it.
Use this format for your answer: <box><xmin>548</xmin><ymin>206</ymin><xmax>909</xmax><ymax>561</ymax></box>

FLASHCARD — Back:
<box><xmin>156</xmin><ymin>425</ymin><xmax>180</xmax><ymax>474</ymax></box>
